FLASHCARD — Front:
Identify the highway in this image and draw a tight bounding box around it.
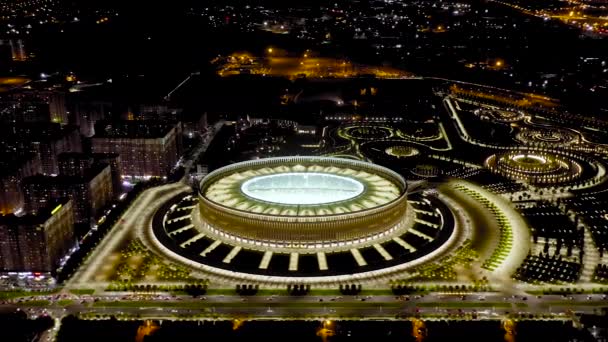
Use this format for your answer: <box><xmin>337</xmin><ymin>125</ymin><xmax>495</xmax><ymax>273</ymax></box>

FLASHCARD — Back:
<box><xmin>3</xmin><ymin>289</ymin><xmax>605</xmax><ymax>342</ymax></box>
<box><xmin>4</xmin><ymin>292</ymin><xmax>607</xmax><ymax>322</ymax></box>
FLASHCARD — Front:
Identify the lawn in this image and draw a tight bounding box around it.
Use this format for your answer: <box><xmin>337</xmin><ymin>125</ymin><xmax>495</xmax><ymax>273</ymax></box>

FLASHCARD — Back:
<box><xmin>0</xmin><ymin>289</ymin><xmax>59</xmax><ymax>300</ymax></box>
<box><xmin>19</xmin><ymin>300</ymin><xmax>51</xmax><ymax>306</ymax></box>
<box><xmin>545</xmin><ymin>301</ymin><xmax>608</xmax><ymax>307</ymax></box>
<box><xmin>58</xmin><ymin>299</ymin><xmax>74</xmax><ymax>306</ymax></box>
<box><xmin>416</xmin><ymin>302</ymin><xmax>514</xmax><ymax>308</ymax></box>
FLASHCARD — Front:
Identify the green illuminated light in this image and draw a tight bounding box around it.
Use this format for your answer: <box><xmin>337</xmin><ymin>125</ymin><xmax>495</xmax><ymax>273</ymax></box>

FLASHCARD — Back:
<box><xmin>51</xmin><ymin>204</ymin><xmax>62</xmax><ymax>215</ymax></box>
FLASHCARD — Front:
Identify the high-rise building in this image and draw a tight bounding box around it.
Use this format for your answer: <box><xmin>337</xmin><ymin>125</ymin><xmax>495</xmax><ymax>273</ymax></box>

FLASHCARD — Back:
<box><xmin>9</xmin><ymin>39</ymin><xmax>26</xmax><ymax>62</ymax></box>
<box><xmin>91</xmin><ymin>153</ymin><xmax>122</xmax><ymax>197</ymax></box>
<box><xmin>58</xmin><ymin>153</ymin><xmax>95</xmax><ymax>177</ymax></box>
<box><xmin>0</xmin><ymin>153</ymin><xmax>41</xmax><ymax>215</ymax></box>
<box><xmin>137</xmin><ymin>103</ymin><xmax>175</xmax><ymax>120</ymax></box>
<box><xmin>0</xmin><ymin>39</ymin><xmax>27</xmax><ymax>62</ymax></box>
<box><xmin>60</xmin><ymin>152</ymin><xmax>123</xmax><ymax>198</ymax></box>
<box><xmin>0</xmin><ymin>90</ymin><xmax>67</xmax><ymax>124</ymax></box>
<box><xmin>33</xmin><ymin>126</ymin><xmax>81</xmax><ymax>175</ymax></box>
<box><xmin>0</xmin><ymin>123</ymin><xmax>82</xmax><ymax>175</ymax></box>
<box><xmin>20</xmin><ymin>123</ymin><xmax>82</xmax><ymax>175</ymax></box>
<box><xmin>22</xmin><ymin>164</ymin><xmax>113</xmax><ymax>227</ymax></box>
<box><xmin>91</xmin><ymin>120</ymin><xmax>181</xmax><ymax>177</ymax></box>
<box><xmin>0</xmin><ymin>199</ymin><xmax>75</xmax><ymax>273</ymax></box>
<box><xmin>67</xmin><ymin>88</ymin><xmax>112</xmax><ymax>137</ymax></box>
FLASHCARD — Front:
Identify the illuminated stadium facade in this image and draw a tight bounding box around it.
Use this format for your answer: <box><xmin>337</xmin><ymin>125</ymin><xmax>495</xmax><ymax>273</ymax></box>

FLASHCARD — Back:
<box><xmin>198</xmin><ymin>156</ymin><xmax>410</xmax><ymax>249</ymax></box>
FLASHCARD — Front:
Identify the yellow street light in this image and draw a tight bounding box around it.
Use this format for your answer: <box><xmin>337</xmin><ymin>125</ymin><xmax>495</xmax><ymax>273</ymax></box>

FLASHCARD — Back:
<box><xmin>267</xmin><ymin>48</ymin><xmax>273</xmax><ymax>54</ymax></box>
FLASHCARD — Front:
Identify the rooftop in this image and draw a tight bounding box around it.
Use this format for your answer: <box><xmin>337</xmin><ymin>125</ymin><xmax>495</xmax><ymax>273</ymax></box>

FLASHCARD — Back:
<box><xmin>22</xmin><ymin>163</ymin><xmax>111</xmax><ymax>186</ymax></box>
<box><xmin>92</xmin><ymin>120</ymin><xmax>178</xmax><ymax>139</ymax></box>
<box><xmin>0</xmin><ymin>198</ymin><xmax>70</xmax><ymax>226</ymax></box>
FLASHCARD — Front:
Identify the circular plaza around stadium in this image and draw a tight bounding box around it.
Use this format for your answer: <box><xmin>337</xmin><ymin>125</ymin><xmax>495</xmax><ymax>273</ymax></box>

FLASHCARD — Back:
<box><xmin>149</xmin><ymin>156</ymin><xmax>463</xmax><ymax>283</ymax></box>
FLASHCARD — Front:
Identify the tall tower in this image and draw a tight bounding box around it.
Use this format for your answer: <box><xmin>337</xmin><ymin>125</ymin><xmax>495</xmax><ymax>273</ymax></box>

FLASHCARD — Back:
<box><xmin>9</xmin><ymin>39</ymin><xmax>26</xmax><ymax>61</ymax></box>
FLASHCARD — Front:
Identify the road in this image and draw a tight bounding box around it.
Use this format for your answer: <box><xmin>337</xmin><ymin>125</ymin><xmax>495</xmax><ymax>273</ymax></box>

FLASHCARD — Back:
<box><xmin>4</xmin><ymin>292</ymin><xmax>607</xmax><ymax>322</ymax></box>
<box><xmin>182</xmin><ymin>120</ymin><xmax>225</xmax><ymax>175</ymax></box>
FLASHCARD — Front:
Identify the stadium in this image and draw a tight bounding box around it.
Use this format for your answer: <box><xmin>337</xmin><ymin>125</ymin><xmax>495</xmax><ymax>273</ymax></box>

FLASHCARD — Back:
<box><xmin>149</xmin><ymin>157</ymin><xmax>458</xmax><ymax>282</ymax></box>
<box><xmin>198</xmin><ymin>156</ymin><xmax>409</xmax><ymax>249</ymax></box>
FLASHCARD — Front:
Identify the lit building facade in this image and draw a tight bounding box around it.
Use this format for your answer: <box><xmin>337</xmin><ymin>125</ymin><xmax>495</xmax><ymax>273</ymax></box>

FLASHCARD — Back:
<box><xmin>0</xmin><ymin>153</ymin><xmax>41</xmax><ymax>215</ymax></box>
<box><xmin>0</xmin><ymin>90</ymin><xmax>67</xmax><ymax>124</ymax></box>
<box><xmin>22</xmin><ymin>164</ymin><xmax>113</xmax><ymax>225</ymax></box>
<box><xmin>91</xmin><ymin>153</ymin><xmax>122</xmax><ymax>197</ymax></box>
<box><xmin>58</xmin><ymin>153</ymin><xmax>95</xmax><ymax>177</ymax></box>
<box><xmin>0</xmin><ymin>199</ymin><xmax>75</xmax><ymax>272</ymax></box>
<box><xmin>198</xmin><ymin>156</ymin><xmax>408</xmax><ymax>248</ymax></box>
<box><xmin>59</xmin><ymin>152</ymin><xmax>123</xmax><ymax>198</ymax></box>
<box><xmin>36</xmin><ymin>126</ymin><xmax>82</xmax><ymax>175</ymax></box>
<box><xmin>0</xmin><ymin>123</ymin><xmax>82</xmax><ymax>175</ymax></box>
<box><xmin>90</xmin><ymin>120</ymin><xmax>181</xmax><ymax>177</ymax></box>
<box><xmin>68</xmin><ymin>97</ymin><xmax>111</xmax><ymax>138</ymax></box>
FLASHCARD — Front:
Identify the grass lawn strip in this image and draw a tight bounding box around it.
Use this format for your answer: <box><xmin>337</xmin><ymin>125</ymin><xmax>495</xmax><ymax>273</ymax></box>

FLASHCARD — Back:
<box><xmin>417</xmin><ymin>302</ymin><xmax>513</xmax><ymax>308</ymax></box>
<box><xmin>0</xmin><ymin>289</ymin><xmax>59</xmax><ymax>300</ymax></box>
<box><xmin>19</xmin><ymin>300</ymin><xmax>51</xmax><ymax>306</ymax></box>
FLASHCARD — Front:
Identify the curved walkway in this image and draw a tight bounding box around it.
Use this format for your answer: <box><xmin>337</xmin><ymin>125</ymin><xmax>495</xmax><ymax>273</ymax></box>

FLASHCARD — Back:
<box><xmin>447</xmin><ymin>180</ymin><xmax>530</xmax><ymax>280</ymax></box>
<box><xmin>142</xmin><ymin>193</ymin><xmax>468</xmax><ymax>287</ymax></box>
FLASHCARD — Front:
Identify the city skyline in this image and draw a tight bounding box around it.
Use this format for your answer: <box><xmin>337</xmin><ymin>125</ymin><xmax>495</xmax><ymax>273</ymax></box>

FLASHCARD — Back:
<box><xmin>0</xmin><ymin>0</ymin><xmax>607</xmax><ymax>341</ymax></box>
